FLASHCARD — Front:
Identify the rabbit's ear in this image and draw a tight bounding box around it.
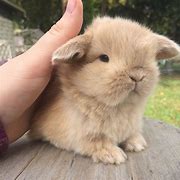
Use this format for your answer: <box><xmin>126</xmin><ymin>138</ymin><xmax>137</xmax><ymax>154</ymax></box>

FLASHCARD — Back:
<box><xmin>52</xmin><ymin>33</ymin><xmax>92</xmax><ymax>64</ymax></box>
<box><xmin>155</xmin><ymin>34</ymin><xmax>180</xmax><ymax>60</ymax></box>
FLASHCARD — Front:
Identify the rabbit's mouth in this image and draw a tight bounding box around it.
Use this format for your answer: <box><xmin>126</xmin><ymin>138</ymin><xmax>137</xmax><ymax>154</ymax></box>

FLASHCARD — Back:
<box><xmin>131</xmin><ymin>85</ymin><xmax>141</xmax><ymax>96</ymax></box>
<box><xmin>131</xmin><ymin>80</ymin><xmax>143</xmax><ymax>93</ymax></box>
<box><xmin>131</xmin><ymin>83</ymin><xmax>138</xmax><ymax>93</ymax></box>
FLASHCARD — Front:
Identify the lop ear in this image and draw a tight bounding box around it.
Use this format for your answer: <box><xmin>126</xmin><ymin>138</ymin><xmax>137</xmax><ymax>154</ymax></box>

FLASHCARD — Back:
<box><xmin>52</xmin><ymin>32</ymin><xmax>92</xmax><ymax>64</ymax></box>
<box><xmin>155</xmin><ymin>34</ymin><xmax>180</xmax><ymax>60</ymax></box>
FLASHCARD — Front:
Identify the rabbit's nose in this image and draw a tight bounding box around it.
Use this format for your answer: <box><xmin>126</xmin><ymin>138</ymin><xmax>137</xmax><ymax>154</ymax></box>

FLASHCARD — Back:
<box><xmin>129</xmin><ymin>75</ymin><xmax>145</xmax><ymax>82</ymax></box>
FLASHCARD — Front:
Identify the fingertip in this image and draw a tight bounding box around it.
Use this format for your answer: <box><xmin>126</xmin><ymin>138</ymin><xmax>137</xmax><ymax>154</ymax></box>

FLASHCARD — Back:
<box><xmin>61</xmin><ymin>0</ymin><xmax>83</xmax><ymax>34</ymax></box>
<box><xmin>64</xmin><ymin>0</ymin><xmax>83</xmax><ymax>15</ymax></box>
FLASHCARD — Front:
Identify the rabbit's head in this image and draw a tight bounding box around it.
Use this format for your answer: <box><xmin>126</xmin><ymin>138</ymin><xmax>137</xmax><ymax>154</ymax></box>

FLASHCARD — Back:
<box><xmin>53</xmin><ymin>17</ymin><xmax>180</xmax><ymax>106</ymax></box>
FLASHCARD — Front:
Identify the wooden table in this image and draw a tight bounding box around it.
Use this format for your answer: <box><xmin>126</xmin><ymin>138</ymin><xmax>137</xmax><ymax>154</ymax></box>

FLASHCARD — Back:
<box><xmin>0</xmin><ymin>119</ymin><xmax>180</xmax><ymax>180</ymax></box>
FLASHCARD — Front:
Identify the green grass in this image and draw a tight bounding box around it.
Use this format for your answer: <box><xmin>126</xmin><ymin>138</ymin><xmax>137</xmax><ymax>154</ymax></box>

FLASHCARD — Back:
<box><xmin>145</xmin><ymin>74</ymin><xmax>180</xmax><ymax>127</ymax></box>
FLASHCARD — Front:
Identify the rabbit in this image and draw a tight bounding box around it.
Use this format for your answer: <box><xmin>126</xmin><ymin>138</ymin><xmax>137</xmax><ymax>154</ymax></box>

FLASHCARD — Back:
<box><xmin>29</xmin><ymin>17</ymin><xmax>180</xmax><ymax>164</ymax></box>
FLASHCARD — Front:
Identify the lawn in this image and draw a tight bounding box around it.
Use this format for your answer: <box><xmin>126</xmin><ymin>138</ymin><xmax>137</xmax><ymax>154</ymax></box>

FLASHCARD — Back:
<box><xmin>145</xmin><ymin>74</ymin><xmax>180</xmax><ymax>127</ymax></box>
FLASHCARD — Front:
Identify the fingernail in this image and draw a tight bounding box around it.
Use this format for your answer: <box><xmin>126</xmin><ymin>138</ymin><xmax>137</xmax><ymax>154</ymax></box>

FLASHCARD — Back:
<box><xmin>66</xmin><ymin>0</ymin><xmax>76</xmax><ymax>14</ymax></box>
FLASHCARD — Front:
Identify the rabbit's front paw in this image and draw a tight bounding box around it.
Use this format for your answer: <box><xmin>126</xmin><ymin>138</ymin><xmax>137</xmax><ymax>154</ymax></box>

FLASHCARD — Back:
<box><xmin>92</xmin><ymin>146</ymin><xmax>127</xmax><ymax>165</ymax></box>
<box><xmin>123</xmin><ymin>133</ymin><xmax>147</xmax><ymax>152</ymax></box>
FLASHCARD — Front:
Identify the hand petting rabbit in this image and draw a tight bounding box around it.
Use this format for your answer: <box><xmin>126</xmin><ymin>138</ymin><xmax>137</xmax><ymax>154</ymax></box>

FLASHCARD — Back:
<box><xmin>29</xmin><ymin>17</ymin><xmax>180</xmax><ymax>164</ymax></box>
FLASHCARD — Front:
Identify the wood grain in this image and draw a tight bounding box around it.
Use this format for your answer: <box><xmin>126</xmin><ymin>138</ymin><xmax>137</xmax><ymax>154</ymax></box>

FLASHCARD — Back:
<box><xmin>0</xmin><ymin>119</ymin><xmax>180</xmax><ymax>180</ymax></box>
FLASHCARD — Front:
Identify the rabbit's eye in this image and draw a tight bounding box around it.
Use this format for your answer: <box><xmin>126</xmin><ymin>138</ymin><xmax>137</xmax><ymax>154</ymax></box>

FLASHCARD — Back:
<box><xmin>99</xmin><ymin>54</ymin><xmax>109</xmax><ymax>63</ymax></box>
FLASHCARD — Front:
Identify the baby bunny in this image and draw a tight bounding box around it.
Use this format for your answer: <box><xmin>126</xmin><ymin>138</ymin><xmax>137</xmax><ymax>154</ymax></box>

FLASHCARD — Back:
<box><xmin>30</xmin><ymin>17</ymin><xmax>180</xmax><ymax>164</ymax></box>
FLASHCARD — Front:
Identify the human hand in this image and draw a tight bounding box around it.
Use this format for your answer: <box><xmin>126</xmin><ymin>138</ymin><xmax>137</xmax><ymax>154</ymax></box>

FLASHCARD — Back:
<box><xmin>0</xmin><ymin>0</ymin><xmax>83</xmax><ymax>143</ymax></box>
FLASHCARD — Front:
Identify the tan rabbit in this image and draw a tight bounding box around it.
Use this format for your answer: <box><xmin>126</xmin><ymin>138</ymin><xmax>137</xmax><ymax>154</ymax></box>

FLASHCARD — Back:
<box><xmin>30</xmin><ymin>17</ymin><xmax>180</xmax><ymax>164</ymax></box>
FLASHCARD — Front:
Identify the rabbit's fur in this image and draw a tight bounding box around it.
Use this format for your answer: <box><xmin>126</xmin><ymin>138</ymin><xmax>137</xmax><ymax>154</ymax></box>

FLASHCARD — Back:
<box><xmin>30</xmin><ymin>17</ymin><xmax>180</xmax><ymax>164</ymax></box>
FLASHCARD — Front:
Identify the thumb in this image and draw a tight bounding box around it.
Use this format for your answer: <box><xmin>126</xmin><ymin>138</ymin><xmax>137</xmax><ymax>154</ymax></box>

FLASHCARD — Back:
<box><xmin>0</xmin><ymin>0</ymin><xmax>83</xmax><ymax>122</ymax></box>
<box><xmin>13</xmin><ymin>0</ymin><xmax>83</xmax><ymax>78</ymax></box>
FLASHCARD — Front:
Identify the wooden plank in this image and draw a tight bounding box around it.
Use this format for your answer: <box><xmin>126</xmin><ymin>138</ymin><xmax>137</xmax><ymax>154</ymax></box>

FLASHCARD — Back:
<box><xmin>126</xmin><ymin>119</ymin><xmax>180</xmax><ymax>180</ymax></box>
<box><xmin>16</xmin><ymin>145</ymin><xmax>75</xmax><ymax>180</ymax></box>
<box><xmin>65</xmin><ymin>154</ymin><xmax>130</xmax><ymax>180</ymax></box>
<box><xmin>0</xmin><ymin>135</ymin><xmax>44</xmax><ymax>180</ymax></box>
<box><xmin>0</xmin><ymin>119</ymin><xmax>180</xmax><ymax>180</ymax></box>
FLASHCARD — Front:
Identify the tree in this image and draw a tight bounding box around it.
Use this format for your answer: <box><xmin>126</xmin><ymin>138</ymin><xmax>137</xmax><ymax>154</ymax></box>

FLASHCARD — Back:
<box><xmin>107</xmin><ymin>0</ymin><xmax>180</xmax><ymax>43</ymax></box>
<box><xmin>9</xmin><ymin>0</ymin><xmax>63</xmax><ymax>32</ymax></box>
<box><xmin>9</xmin><ymin>0</ymin><xmax>180</xmax><ymax>43</ymax></box>
<box><xmin>82</xmin><ymin>0</ymin><xmax>94</xmax><ymax>30</ymax></box>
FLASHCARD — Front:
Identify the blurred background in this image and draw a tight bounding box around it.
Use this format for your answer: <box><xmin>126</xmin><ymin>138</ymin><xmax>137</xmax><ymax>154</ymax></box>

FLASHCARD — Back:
<box><xmin>0</xmin><ymin>0</ymin><xmax>179</xmax><ymax>127</ymax></box>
